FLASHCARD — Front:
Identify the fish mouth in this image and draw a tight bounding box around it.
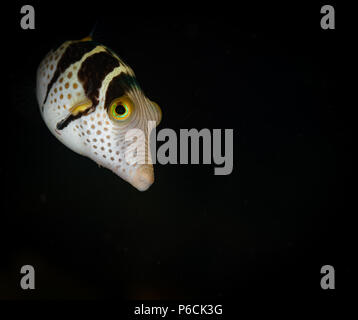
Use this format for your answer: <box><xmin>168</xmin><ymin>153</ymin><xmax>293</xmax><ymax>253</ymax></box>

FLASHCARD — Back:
<box><xmin>129</xmin><ymin>164</ymin><xmax>155</xmax><ymax>191</ymax></box>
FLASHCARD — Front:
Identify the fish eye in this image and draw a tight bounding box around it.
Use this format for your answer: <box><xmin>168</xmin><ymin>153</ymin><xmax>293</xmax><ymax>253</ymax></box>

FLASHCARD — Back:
<box><xmin>109</xmin><ymin>96</ymin><xmax>132</xmax><ymax>121</ymax></box>
<box><xmin>115</xmin><ymin>104</ymin><xmax>126</xmax><ymax>115</ymax></box>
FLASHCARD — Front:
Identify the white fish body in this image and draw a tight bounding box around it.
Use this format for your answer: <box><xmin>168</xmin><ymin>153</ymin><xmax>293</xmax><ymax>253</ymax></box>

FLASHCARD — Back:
<box><xmin>36</xmin><ymin>37</ymin><xmax>162</xmax><ymax>191</ymax></box>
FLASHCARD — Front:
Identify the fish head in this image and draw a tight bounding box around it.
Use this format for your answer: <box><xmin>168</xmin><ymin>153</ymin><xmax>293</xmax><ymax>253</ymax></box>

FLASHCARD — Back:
<box><xmin>78</xmin><ymin>77</ymin><xmax>162</xmax><ymax>191</ymax></box>
<box><xmin>41</xmin><ymin>72</ymin><xmax>161</xmax><ymax>192</ymax></box>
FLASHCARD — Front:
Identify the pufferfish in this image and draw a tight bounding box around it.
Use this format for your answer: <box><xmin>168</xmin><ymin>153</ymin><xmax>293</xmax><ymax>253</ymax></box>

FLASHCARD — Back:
<box><xmin>36</xmin><ymin>36</ymin><xmax>162</xmax><ymax>191</ymax></box>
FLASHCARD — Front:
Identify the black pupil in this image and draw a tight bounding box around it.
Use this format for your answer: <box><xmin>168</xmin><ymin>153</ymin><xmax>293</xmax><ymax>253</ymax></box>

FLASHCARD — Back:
<box><xmin>115</xmin><ymin>104</ymin><xmax>126</xmax><ymax>115</ymax></box>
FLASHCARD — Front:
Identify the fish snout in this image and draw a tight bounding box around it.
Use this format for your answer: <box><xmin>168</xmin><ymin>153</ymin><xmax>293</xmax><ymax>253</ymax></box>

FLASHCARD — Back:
<box><xmin>130</xmin><ymin>164</ymin><xmax>154</xmax><ymax>191</ymax></box>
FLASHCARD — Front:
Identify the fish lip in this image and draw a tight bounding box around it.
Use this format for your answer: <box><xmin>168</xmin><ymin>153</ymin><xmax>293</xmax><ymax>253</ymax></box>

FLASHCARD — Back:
<box><xmin>113</xmin><ymin>164</ymin><xmax>154</xmax><ymax>191</ymax></box>
<box><xmin>130</xmin><ymin>164</ymin><xmax>155</xmax><ymax>191</ymax></box>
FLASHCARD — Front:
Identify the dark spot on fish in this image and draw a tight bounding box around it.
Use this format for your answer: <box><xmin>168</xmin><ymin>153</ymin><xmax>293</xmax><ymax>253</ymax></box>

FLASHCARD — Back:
<box><xmin>104</xmin><ymin>73</ymin><xmax>140</xmax><ymax>111</ymax></box>
<box><xmin>78</xmin><ymin>51</ymin><xmax>120</xmax><ymax>108</ymax></box>
<box><xmin>43</xmin><ymin>41</ymin><xmax>98</xmax><ymax>105</ymax></box>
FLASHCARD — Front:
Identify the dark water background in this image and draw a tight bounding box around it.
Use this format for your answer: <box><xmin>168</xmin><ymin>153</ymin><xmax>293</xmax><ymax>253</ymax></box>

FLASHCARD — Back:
<box><xmin>0</xmin><ymin>3</ymin><xmax>353</xmax><ymax>301</ymax></box>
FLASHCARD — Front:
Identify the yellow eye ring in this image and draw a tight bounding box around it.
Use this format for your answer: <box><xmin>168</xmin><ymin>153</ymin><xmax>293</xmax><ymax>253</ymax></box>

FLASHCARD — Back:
<box><xmin>109</xmin><ymin>96</ymin><xmax>132</xmax><ymax>121</ymax></box>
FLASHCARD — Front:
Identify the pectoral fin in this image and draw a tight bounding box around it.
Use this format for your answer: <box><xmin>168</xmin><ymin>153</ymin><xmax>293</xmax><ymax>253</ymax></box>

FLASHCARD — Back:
<box><xmin>151</xmin><ymin>100</ymin><xmax>162</xmax><ymax>125</ymax></box>
<box><xmin>56</xmin><ymin>99</ymin><xmax>93</xmax><ymax>130</ymax></box>
<box><xmin>69</xmin><ymin>99</ymin><xmax>93</xmax><ymax>116</ymax></box>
